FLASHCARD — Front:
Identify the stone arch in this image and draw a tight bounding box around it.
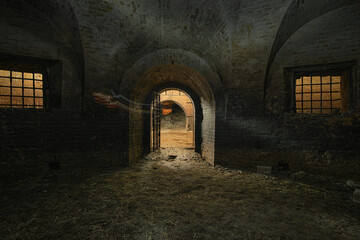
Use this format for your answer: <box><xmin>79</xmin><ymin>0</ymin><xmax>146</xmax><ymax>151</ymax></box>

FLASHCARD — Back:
<box><xmin>119</xmin><ymin>49</ymin><xmax>223</xmax><ymax>101</ymax></box>
<box><xmin>266</xmin><ymin>3</ymin><xmax>360</xmax><ymax>114</ymax></box>
<box><xmin>24</xmin><ymin>0</ymin><xmax>85</xmax><ymax>107</ymax></box>
<box><xmin>264</xmin><ymin>0</ymin><xmax>358</xmax><ymax>105</ymax></box>
<box><xmin>1</xmin><ymin>0</ymin><xmax>85</xmax><ymax>110</ymax></box>
<box><xmin>147</xmin><ymin>83</ymin><xmax>203</xmax><ymax>156</ymax></box>
<box><xmin>160</xmin><ymin>100</ymin><xmax>187</xmax><ymax>128</ymax></box>
<box><xmin>161</xmin><ymin>100</ymin><xmax>186</xmax><ymax>115</ymax></box>
<box><xmin>159</xmin><ymin>88</ymin><xmax>195</xmax><ymax>131</ymax></box>
<box><xmin>120</xmin><ymin>49</ymin><xmax>225</xmax><ymax>166</ymax></box>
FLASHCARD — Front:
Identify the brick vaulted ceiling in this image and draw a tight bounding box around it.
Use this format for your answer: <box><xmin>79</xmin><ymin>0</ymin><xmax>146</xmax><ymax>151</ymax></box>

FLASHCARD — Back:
<box><xmin>3</xmin><ymin>0</ymin><xmax>359</xmax><ymax>108</ymax></box>
<box><xmin>264</xmin><ymin>0</ymin><xmax>360</xmax><ymax>95</ymax></box>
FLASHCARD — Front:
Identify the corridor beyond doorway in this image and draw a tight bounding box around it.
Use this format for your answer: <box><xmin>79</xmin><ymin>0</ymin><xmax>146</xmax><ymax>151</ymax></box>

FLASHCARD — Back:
<box><xmin>159</xmin><ymin>89</ymin><xmax>195</xmax><ymax>149</ymax></box>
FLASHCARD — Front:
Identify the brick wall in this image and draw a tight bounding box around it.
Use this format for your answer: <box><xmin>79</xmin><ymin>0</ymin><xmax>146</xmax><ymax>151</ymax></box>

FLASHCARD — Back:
<box><xmin>0</xmin><ymin>1</ymin><xmax>128</xmax><ymax>181</ymax></box>
<box><xmin>230</xmin><ymin>0</ymin><xmax>291</xmax><ymax>116</ymax></box>
<box><xmin>216</xmin><ymin>4</ymin><xmax>360</xmax><ymax>178</ymax></box>
<box><xmin>215</xmin><ymin>114</ymin><xmax>360</xmax><ymax>178</ymax></box>
<box><xmin>0</xmin><ymin>109</ymin><xmax>128</xmax><ymax>181</ymax></box>
<box><xmin>268</xmin><ymin>4</ymin><xmax>360</xmax><ymax>114</ymax></box>
<box><xmin>70</xmin><ymin>0</ymin><xmax>231</xmax><ymax>108</ymax></box>
<box><xmin>201</xmin><ymin>102</ymin><xmax>216</xmax><ymax>165</ymax></box>
<box><xmin>0</xmin><ymin>1</ymin><xmax>83</xmax><ymax>110</ymax></box>
<box><xmin>2</xmin><ymin>0</ymin><xmax>360</xmax><ymax>181</ymax></box>
<box><xmin>267</xmin><ymin>0</ymin><xmax>358</xmax><ymax>79</ymax></box>
<box><xmin>122</xmin><ymin>59</ymin><xmax>220</xmax><ymax>165</ymax></box>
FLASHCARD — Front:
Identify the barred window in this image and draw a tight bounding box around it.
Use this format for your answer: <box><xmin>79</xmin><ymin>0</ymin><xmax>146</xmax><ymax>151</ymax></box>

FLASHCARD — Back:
<box><xmin>295</xmin><ymin>75</ymin><xmax>341</xmax><ymax>114</ymax></box>
<box><xmin>0</xmin><ymin>69</ymin><xmax>44</xmax><ymax>109</ymax></box>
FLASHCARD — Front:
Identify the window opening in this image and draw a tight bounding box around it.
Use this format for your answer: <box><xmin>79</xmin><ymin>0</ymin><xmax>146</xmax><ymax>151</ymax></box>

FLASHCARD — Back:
<box><xmin>295</xmin><ymin>75</ymin><xmax>342</xmax><ymax>114</ymax></box>
<box><xmin>0</xmin><ymin>69</ymin><xmax>44</xmax><ymax>109</ymax></box>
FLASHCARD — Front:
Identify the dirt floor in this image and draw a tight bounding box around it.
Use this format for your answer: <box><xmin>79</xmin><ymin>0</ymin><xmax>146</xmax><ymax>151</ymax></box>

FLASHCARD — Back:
<box><xmin>1</xmin><ymin>148</ymin><xmax>360</xmax><ymax>240</ymax></box>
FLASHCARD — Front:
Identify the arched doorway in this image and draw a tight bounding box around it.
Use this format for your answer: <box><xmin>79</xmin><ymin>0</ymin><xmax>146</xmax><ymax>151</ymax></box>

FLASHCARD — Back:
<box><xmin>119</xmin><ymin>49</ymin><xmax>224</xmax><ymax>166</ymax></box>
<box><xmin>150</xmin><ymin>89</ymin><xmax>195</xmax><ymax>149</ymax></box>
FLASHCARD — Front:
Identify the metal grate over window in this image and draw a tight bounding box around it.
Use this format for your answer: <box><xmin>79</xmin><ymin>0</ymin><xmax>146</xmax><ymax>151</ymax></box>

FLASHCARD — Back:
<box><xmin>0</xmin><ymin>69</ymin><xmax>44</xmax><ymax>109</ymax></box>
<box><xmin>295</xmin><ymin>75</ymin><xmax>341</xmax><ymax>114</ymax></box>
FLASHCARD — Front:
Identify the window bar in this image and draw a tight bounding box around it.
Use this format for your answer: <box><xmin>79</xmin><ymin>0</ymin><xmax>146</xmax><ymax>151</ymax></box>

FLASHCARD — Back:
<box><xmin>33</xmin><ymin>73</ymin><xmax>36</xmax><ymax>108</ymax></box>
<box><xmin>22</xmin><ymin>72</ymin><xmax>24</xmax><ymax>108</ymax></box>
<box><xmin>301</xmin><ymin>76</ymin><xmax>304</xmax><ymax>113</ymax></box>
<box><xmin>330</xmin><ymin>75</ymin><xmax>333</xmax><ymax>113</ymax></box>
<box><xmin>320</xmin><ymin>76</ymin><xmax>323</xmax><ymax>114</ymax></box>
<box><xmin>310</xmin><ymin>75</ymin><xmax>313</xmax><ymax>114</ymax></box>
<box><xmin>10</xmin><ymin>71</ymin><xmax>12</xmax><ymax>108</ymax></box>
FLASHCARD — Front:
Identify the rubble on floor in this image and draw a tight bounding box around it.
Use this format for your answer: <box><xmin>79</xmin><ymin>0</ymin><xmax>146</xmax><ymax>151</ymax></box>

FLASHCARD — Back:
<box><xmin>1</xmin><ymin>150</ymin><xmax>360</xmax><ymax>240</ymax></box>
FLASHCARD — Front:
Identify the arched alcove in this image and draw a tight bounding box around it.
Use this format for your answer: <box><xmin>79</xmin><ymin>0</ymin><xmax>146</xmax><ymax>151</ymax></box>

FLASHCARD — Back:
<box><xmin>264</xmin><ymin>0</ymin><xmax>359</xmax><ymax>102</ymax></box>
<box><xmin>266</xmin><ymin>3</ymin><xmax>360</xmax><ymax>114</ymax></box>
<box><xmin>0</xmin><ymin>0</ymin><xmax>84</xmax><ymax>110</ymax></box>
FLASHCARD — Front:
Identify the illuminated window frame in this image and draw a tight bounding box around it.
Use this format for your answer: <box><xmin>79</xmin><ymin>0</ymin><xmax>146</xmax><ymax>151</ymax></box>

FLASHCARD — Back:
<box><xmin>0</xmin><ymin>69</ymin><xmax>44</xmax><ymax>109</ymax></box>
<box><xmin>284</xmin><ymin>61</ymin><xmax>355</xmax><ymax>115</ymax></box>
<box><xmin>295</xmin><ymin>75</ymin><xmax>341</xmax><ymax>114</ymax></box>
